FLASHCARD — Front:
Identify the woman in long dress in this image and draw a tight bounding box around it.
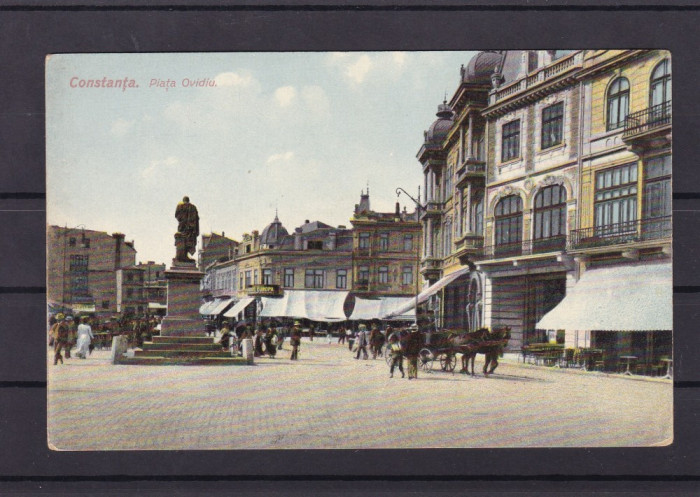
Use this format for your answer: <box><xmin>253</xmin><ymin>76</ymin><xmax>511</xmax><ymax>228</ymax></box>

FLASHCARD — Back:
<box><xmin>76</xmin><ymin>316</ymin><xmax>94</xmax><ymax>359</ymax></box>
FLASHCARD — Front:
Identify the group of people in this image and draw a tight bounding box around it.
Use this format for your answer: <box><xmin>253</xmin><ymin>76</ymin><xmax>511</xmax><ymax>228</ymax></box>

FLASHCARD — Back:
<box><xmin>49</xmin><ymin>313</ymin><xmax>95</xmax><ymax>365</ymax></box>
<box><xmin>347</xmin><ymin>322</ymin><xmax>424</xmax><ymax>380</ymax></box>
<box><xmin>218</xmin><ymin>321</ymin><xmax>303</xmax><ymax>361</ymax></box>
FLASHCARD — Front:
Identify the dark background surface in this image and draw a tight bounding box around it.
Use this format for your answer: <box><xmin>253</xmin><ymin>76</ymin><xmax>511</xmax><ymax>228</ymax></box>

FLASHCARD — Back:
<box><xmin>0</xmin><ymin>4</ymin><xmax>698</xmax><ymax>494</ymax></box>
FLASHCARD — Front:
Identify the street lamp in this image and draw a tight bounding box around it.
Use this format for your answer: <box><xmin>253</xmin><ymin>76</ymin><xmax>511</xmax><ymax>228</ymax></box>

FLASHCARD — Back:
<box><xmin>395</xmin><ymin>187</ymin><xmax>424</xmax><ymax>327</ymax></box>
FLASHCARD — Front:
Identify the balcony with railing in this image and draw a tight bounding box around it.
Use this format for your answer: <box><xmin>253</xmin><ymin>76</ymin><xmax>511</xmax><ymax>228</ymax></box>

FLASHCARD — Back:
<box><xmin>354</xmin><ymin>279</ymin><xmax>369</xmax><ymax>292</ymax></box>
<box><xmin>454</xmin><ymin>234</ymin><xmax>484</xmax><ymax>263</ymax></box>
<box><xmin>491</xmin><ymin>52</ymin><xmax>583</xmax><ymax>105</ymax></box>
<box><xmin>455</xmin><ymin>162</ymin><xmax>486</xmax><ymax>188</ymax></box>
<box><xmin>480</xmin><ymin>235</ymin><xmax>568</xmax><ymax>260</ymax></box>
<box><xmin>419</xmin><ymin>257</ymin><xmax>442</xmax><ymax>279</ymax></box>
<box><xmin>569</xmin><ymin>216</ymin><xmax>672</xmax><ymax>250</ymax></box>
<box><xmin>419</xmin><ymin>201</ymin><xmax>443</xmax><ymax>220</ymax></box>
<box><xmin>623</xmin><ymin>100</ymin><xmax>671</xmax><ymax>141</ymax></box>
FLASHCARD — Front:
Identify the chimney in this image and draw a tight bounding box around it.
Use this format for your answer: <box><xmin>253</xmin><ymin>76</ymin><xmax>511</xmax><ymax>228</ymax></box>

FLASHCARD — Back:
<box><xmin>294</xmin><ymin>229</ymin><xmax>302</xmax><ymax>250</ymax></box>
<box><xmin>112</xmin><ymin>233</ymin><xmax>125</xmax><ymax>269</ymax></box>
<box><xmin>305</xmin><ymin>220</ymin><xmax>310</xmax><ymax>224</ymax></box>
<box><xmin>395</xmin><ymin>201</ymin><xmax>401</xmax><ymax>216</ymax></box>
<box><xmin>222</xmin><ymin>231</ymin><xmax>225</xmax><ymax>237</ymax></box>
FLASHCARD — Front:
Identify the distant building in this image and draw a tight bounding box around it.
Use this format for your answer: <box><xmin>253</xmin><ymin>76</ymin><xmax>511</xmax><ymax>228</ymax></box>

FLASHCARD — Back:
<box><xmin>137</xmin><ymin>261</ymin><xmax>167</xmax><ymax>314</ymax></box>
<box><xmin>47</xmin><ymin>225</ymin><xmax>137</xmax><ymax>316</ymax></box>
<box><xmin>198</xmin><ymin>232</ymin><xmax>239</xmax><ymax>270</ymax></box>
<box><xmin>116</xmin><ymin>265</ymin><xmax>146</xmax><ymax>315</ymax></box>
<box><xmin>350</xmin><ymin>190</ymin><xmax>422</xmax><ymax>298</ymax></box>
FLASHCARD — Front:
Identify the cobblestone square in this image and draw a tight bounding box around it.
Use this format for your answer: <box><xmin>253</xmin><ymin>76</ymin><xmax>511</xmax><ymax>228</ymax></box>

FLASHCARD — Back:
<box><xmin>47</xmin><ymin>338</ymin><xmax>672</xmax><ymax>450</ymax></box>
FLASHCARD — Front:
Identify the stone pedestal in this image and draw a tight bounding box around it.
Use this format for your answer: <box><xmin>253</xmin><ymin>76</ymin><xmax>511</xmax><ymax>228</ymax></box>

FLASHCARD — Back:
<box><xmin>160</xmin><ymin>261</ymin><xmax>205</xmax><ymax>336</ymax></box>
<box><xmin>241</xmin><ymin>338</ymin><xmax>254</xmax><ymax>364</ymax></box>
<box><xmin>110</xmin><ymin>335</ymin><xmax>128</xmax><ymax>364</ymax></box>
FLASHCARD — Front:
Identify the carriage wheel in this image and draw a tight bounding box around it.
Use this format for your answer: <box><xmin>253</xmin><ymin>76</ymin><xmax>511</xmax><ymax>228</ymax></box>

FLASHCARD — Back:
<box><xmin>419</xmin><ymin>348</ymin><xmax>433</xmax><ymax>372</ymax></box>
<box><xmin>440</xmin><ymin>353</ymin><xmax>457</xmax><ymax>372</ymax></box>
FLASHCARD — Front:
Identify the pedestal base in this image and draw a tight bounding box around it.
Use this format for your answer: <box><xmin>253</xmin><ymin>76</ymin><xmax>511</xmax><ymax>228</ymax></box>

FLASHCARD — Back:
<box><xmin>161</xmin><ymin>264</ymin><xmax>205</xmax><ymax>337</ymax></box>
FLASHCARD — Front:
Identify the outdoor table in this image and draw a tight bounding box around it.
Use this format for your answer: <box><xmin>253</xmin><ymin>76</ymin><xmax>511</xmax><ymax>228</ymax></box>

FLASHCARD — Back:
<box><xmin>660</xmin><ymin>357</ymin><xmax>673</xmax><ymax>379</ymax></box>
<box><xmin>619</xmin><ymin>355</ymin><xmax>638</xmax><ymax>376</ymax></box>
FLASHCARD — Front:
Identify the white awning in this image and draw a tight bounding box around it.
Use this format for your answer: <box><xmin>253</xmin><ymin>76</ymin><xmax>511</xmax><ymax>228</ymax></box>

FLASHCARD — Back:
<box><xmin>223</xmin><ymin>297</ymin><xmax>255</xmax><ymax>319</ymax></box>
<box><xmin>259</xmin><ymin>290</ymin><xmax>349</xmax><ymax>321</ymax></box>
<box><xmin>148</xmin><ymin>302</ymin><xmax>167</xmax><ymax>310</ymax></box>
<box><xmin>536</xmin><ymin>262</ymin><xmax>672</xmax><ymax>331</ymax></box>
<box><xmin>350</xmin><ymin>297</ymin><xmax>416</xmax><ymax>321</ymax></box>
<box><xmin>206</xmin><ymin>297</ymin><xmax>235</xmax><ymax>316</ymax></box>
<box><xmin>383</xmin><ymin>267</ymin><xmax>471</xmax><ymax>318</ymax></box>
<box><xmin>199</xmin><ymin>300</ymin><xmax>218</xmax><ymax>315</ymax></box>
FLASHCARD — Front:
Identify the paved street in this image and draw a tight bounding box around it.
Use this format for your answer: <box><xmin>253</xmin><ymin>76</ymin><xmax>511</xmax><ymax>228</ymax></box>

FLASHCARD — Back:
<box><xmin>48</xmin><ymin>338</ymin><xmax>672</xmax><ymax>450</ymax></box>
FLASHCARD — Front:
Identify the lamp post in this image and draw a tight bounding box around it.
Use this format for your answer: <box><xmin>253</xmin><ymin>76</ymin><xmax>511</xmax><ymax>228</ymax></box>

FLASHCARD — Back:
<box><xmin>61</xmin><ymin>224</ymin><xmax>86</xmax><ymax>312</ymax></box>
<box><xmin>395</xmin><ymin>187</ymin><xmax>424</xmax><ymax>326</ymax></box>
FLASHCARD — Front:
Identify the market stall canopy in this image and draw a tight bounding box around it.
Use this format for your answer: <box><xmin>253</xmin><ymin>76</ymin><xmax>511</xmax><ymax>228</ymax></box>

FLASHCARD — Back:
<box><xmin>259</xmin><ymin>290</ymin><xmax>349</xmax><ymax>321</ymax></box>
<box><xmin>536</xmin><ymin>262</ymin><xmax>672</xmax><ymax>331</ymax></box>
<box><xmin>223</xmin><ymin>297</ymin><xmax>255</xmax><ymax>319</ymax></box>
<box><xmin>350</xmin><ymin>296</ymin><xmax>416</xmax><ymax>321</ymax></box>
<box><xmin>205</xmin><ymin>297</ymin><xmax>235</xmax><ymax>316</ymax></box>
<box><xmin>383</xmin><ymin>267</ymin><xmax>471</xmax><ymax>318</ymax></box>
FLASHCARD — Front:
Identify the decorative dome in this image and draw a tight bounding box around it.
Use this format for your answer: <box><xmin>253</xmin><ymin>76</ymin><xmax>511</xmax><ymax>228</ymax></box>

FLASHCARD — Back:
<box><xmin>462</xmin><ymin>51</ymin><xmax>503</xmax><ymax>85</ymax></box>
<box><xmin>260</xmin><ymin>212</ymin><xmax>288</xmax><ymax>247</ymax></box>
<box><xmin>424</xmin><ymin>100</ymin><xmax>454</xmax><ymax>145</ymax></box>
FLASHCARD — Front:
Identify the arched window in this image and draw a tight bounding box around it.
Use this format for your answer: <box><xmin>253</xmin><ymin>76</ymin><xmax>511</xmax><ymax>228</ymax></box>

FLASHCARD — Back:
<box><xmin>533</xmin><ymin>185</ymin><xmax>567</xmax><ymax>252</ymax></box>
<box><xmin>494</xmin><ymin>195</ymin><xmax>523</xmax><ymax>257</ymax></box>
<box><xmin>607</xmin><ymin>77</ymin><xmax>630</xmax><ymax>131</ymax></box>
<box><xmin>466</xmin><ymin>278</ymin><xmax>482</xmax><ymax>331</ymax></box>
<box><xmin>650</xmin><ymin>59</ymin><xmax>671</xmax><ymax>108</ymax></box>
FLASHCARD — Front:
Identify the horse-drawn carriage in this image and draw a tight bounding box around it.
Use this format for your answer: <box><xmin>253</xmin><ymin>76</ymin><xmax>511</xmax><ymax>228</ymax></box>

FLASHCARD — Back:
<box><xmin>394</xmin><ymin>326</ymin><xmax>512</xmax><ymax>375</ymax></box>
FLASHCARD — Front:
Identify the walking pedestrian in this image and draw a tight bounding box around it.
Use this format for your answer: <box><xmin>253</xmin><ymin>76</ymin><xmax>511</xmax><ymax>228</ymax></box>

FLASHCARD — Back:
<box><xmin>337</xmin><ymin>326</ymin><xmax>346</xmax><ymax>345</ymax></box>
<box><xmin>348</xmin><ymin>328</ymin><xmax>356</xmax><ymax>351</ymax></box>
<box><xmin>405</xmin><ymin>324</ymin><xmax>422</xmax><ymax>379</ymax></box>
<box><xmin>51</xmin><ymin>313</ymin><xmax>70</xmax><ymax>365</ymax></box>
<box><xmin>354</xmin><ymin>324</ymin><xmax>369</xmax><ymax>360</ymax></box>
<box><xmin>265</xmin><ymin>327</ymin><xmax>278</xmax><ymax>358</ymax></box>
<box><xmin>309</xmin><ymin>324</ymin><xmax>315</xmax><ymax>342</ymax></box>
<box><xmin>254</xmin><ymin>327</ymin><xmax>265</xmax><ymax>357</ymax></box>
<box><xmin>75</xmin><ymin>316</ymin><xmax>94</xmax><ymax>359</ymax></box>
<box><xmin>219</xmin><ymin>323</ymin><xmax>232</xmax><ymax>351</ymax></box>
<box><xmin>388</xmin><ymin>333</ymin><xmax>405</xmax><ymax>378</ymax></box>
<box><xmin>64</xmin><ymin>316</ymin><xmax>76</xmax><ymax>358</ymax></box>
<box><xmin>290</xmin><ymin>322</ymin><xmax>301</xmax><ymax>360</ymax></box>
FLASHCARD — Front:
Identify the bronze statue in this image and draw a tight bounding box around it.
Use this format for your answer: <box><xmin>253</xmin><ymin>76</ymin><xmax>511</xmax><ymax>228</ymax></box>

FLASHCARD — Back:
<box><xmin>174</xmin><ymin>196</ymin><xmax>199</xmax><ymax>263</ymax></box>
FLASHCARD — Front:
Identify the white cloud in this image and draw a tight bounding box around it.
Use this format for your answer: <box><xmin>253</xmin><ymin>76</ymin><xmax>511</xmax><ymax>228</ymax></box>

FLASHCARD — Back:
<box><xmin>266</xmin><ymin>151</ymin><xmax>295</xmax><ymax>164</ymax></box>
<box><xmin>274</xmin><ymin>86</ymin><xmax>297</xmax><ymax>107</ymax></box>
<box><xmin>300</xmin><ymin>86</ymin><xmax>330</xmax><ymax>118</ymax></box>
<box><xmin>214</xmin><ymin>71</ymin><xmax>255</xmax><ymax>88</ymax></box>
<box><xmin>110</xmin><ymin>118</ymin><xmax>135</xmax><ymax>137</ymax></box>
<box><xmin>141</xmin><ymin>156</ymin><xmax>179</xmax><ymax>179</ymax></box>
<box><xmin>346</xmin><ymin>55</ymin><xmax>372</xmax><ymax>84</ymax></box>
<box><xmin>392</xmin><ymin>52</ymin><xmax>407</xmax><ymax>67</ymax></box>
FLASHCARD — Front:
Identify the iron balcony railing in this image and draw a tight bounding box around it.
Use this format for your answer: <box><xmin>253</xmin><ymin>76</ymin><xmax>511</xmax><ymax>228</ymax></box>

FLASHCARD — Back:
<box><xmin>569</xmin><ymin>216</ymin><xmax>672</xmax><ymax>249</ymax></box>
<box><xmin>481</xmin><ymin>235</ymin><xmax>567</xmax><ymax>259</ymax></box>
<box><xmin>623</xmin><ymin>100</ymin><xmax>671</xmax><ymax>138</ymax></box>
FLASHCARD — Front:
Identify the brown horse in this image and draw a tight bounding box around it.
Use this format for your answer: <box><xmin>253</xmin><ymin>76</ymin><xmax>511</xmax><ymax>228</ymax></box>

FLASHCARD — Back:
<box><xmin>450</xmin><ymin>327</ymin><xmax>490</xmax><ymax>376</ymax></box>
<box><xmin>479</xmin><ymin>326</ymin><xmax>512</xmax><ymax>376</ymax></box>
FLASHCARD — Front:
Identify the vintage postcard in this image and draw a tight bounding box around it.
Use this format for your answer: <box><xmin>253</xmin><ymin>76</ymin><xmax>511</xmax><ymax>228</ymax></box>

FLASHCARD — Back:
<box><xmin>46</xmin><ymin>51</ymin><xmax>672</xmax><ymax>450</ymax></box>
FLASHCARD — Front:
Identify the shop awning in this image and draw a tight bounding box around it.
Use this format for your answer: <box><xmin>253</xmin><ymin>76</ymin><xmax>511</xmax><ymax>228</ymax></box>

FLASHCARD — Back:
<box><xmin>205</xmin><ymin>297</ymin><xmax>235</xmax><ymax>316</ymax></box>
<box><xmin>259</xmin><ymin>290</ymin><xmax>349</xmax><ymax>321</ymax></box>
<box><xmin>350</xmin><ymin>297</ymin><xmax>416</xmax><ymax>321</ymax></box>
<box><xmin>223</xmin><ymin>297</ymin><xmax>255</xmax><ymax>319</ymax></box>
<box><xmin>199</xmin><ymin>300</ymin><xmax>218</xmax><ymax>315</ymax></box>
<box><xmin>383</xmin><ymin>267</ymin><xmax>471</xmax><ymax>318</ymax></box>
<box><xmin>536</xmin><ymin>262</ymin><xmax>672</xmax><ymax>331</ymax></box>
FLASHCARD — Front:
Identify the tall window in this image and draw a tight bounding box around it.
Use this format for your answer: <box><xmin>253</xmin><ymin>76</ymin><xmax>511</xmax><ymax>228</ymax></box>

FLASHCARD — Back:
<box><xmin>307</xmin><ymin>240</ymin><xmax>323</xmax><ymax>250</ymax></box>
<box><xmin>594</xmin><ymin>163</ymin><xmax>638</xmax><ymax>234</ymax></box>
<box><xmin>650</xmin><ymin>59</ymin><xmax>671</xmax><ymax>108</ymax></box>
<box><xmin>71</xmin><ymin>275</ymin><xmax>88</xmax><ymax>296</ymax></box>
<box><xmin>305</xmin><ymin>269</ymin><xmax>324</xmax><ymax>289</ymax></box>
<box><xmin>284</xmin><ymin>268</ymin><xmax>294</xmax><ymax>288</ymax></box>
<box><xmin>69</xmin><ymin>254</ymin><xmax>88</xmax><ymax>270</ymax></box>
<box><xmin>245</xmin><ymin>270</ymin><xmax>252</xmax><ymax>288</ymax></box>
<box><xmin>69</xmin><ymin>237</ymin><xmax>76</xmax><ymax>247</ymax></box>
<box><xmin>239</xmin><ymin>275</ymin><xmax>243</xmax><ymax>290</ymax></box>
<box><xmin>607</xmin><ymin>77</ymin><xmax>630</xmax><ymax>131</ymax></box>
<box><xmin>253</xmin><ymin>269</ymin><xmax>258</xmax><ymax>285</ymax></box>
<box><xmin>643</xmin><ymin>155</ymin><xmax>672</xmax><ymax>219</ymax></box>
<box><xmin>378</xmin><ymin>266</ymin><xmax>389</xmax><ymax>284</ymax></box>
<box><xmin>403</xmin><ymin>234</ymin><xmax>413</xmax><ymax>252</ymax></box>
<box><xmin>494</xmin><ymin>195</ymin><xmax>523</xmax><ymax>257</ymax></box>
<box><xmin>262</xmin><ymin>268</ymin><xmax>272</xmax><ymax>285</ymax></box>
<box><xmin>444</xmin><ymin>165</ymin><xmax>453</xmax><ymax>199</ymax></box>
<box><xmin>358</xmin><ymin>266</ymin><xmax>370</xmax><ymax>282</ymax></box>
<box><xmin>541</xmin><ymin>102</ymin><xmax>564</xmax><ymax>149</ymax></box>
<box><xmin>444</xmin><ymin>219</ymin><xmax>453</xmax><ymax>255</ymax></box>
<box><xmin>533</xmin><ymin>185</ymin><xmax>567</xmax><ymax>251</ymax></box>
<box><xmin>501</xmin><ymin>120</ymin><xmax>520</xmax><ymax>162</ymax></box>
<box><xmin>336</xmin><ymin>269</ymin><xmax>347</xmax><ymax>289</ymax></box>
<box><xmin>473</xmin><ymin>197</ymin><xmax>484</xmax><ymax>236</ymax></box>
<box><xmin>358</xmin><ymin>232</ymin><xmax>370</xmax><ymax>249</ymax></box>
<box><xmin>402</xmin><ymin>266</ymin><xmax>413</xmax><ymax>285</ymax></box>
<box><xmin>379</xmin><ymin>233</ymin><xmax>389</xmax><ymax>251</ymax></box>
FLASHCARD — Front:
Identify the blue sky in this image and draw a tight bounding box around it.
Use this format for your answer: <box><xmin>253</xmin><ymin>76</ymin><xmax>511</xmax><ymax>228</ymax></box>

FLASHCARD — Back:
<box><xmin>46</xmin><ymin>51</ymin><xmax>477</xmax><ymax>265</ymax></box>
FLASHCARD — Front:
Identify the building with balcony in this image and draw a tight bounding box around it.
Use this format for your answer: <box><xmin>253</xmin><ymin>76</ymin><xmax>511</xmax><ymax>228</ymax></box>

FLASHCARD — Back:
<box><xmin>539</xmin><ymin>50</ymin><xmax>672</xmax><ymax>369</ymax></box>
<box><xmin>137</xmin><ymin>261</ymin><xmax>167</xmax><ymax>315</ymax></box>
<box><xmin>350</xmin><ymin>190</ymin><xmax>422</xmax><ymax>298</ymax></box>
<box><xmin>47</xmin><ymin>225</ymin><xmax>137</xmax><ymax>317</ymax></box>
